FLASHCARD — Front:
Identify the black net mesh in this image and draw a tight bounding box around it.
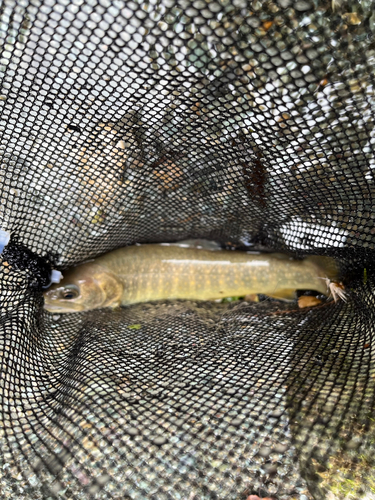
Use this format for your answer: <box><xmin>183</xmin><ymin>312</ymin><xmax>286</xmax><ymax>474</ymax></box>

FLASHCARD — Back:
<box><xmin>1</xmin><ymin>0</ymin><xmax>375</xmax><ymax>498</ymax></box>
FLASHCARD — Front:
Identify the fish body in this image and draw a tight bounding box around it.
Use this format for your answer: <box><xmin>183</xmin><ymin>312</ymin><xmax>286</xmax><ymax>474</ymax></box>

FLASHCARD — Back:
<box><xmin>43</xmin><ymin>245</ymin><xmax>339</xmax><ymax>313</ymax></box>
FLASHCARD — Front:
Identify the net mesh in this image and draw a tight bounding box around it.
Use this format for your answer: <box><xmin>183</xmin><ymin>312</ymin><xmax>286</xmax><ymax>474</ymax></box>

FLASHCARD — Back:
<box><xmin>1</xmin><ymin>0</ymin><xmax>375</xmax><ymax>498</ymax></box>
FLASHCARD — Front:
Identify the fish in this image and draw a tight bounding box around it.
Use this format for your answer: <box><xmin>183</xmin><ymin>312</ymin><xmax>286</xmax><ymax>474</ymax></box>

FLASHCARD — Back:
<box><xmin>43</xmin><ymin>244</ymin><xmax>340</xmax><ymax>313</ymax></box>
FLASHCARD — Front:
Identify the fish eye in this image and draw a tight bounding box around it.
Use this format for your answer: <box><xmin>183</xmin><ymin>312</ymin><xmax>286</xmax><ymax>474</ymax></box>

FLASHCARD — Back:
<box><xmin>60</xmin><ymin>285</ymin><xmax>79</xmax><ymax>300</ymax></box>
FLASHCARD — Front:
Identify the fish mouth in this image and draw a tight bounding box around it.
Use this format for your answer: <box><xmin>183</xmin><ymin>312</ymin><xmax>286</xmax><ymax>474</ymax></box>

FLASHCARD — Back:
<box><xmin>44</xmin><ymin>301</ymin><xmax>85</xmax><ymax>313</ymax></box>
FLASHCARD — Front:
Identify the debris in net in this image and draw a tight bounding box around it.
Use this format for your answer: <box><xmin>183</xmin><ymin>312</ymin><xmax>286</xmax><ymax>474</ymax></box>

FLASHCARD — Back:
<box><xmin>127</xmin><ymin>324</ymin><xmax>142</xmax><ymax>330</ymax></box>
<box><xmin>298</xmin><ymin>296</ymin><xmax>323</xmax><ymax>308</ymax></box>
<box><xmin>342</xmin><ymin>12</ymin><xmax>362</xmax><ymax>25</ymax></box>
<box><xmin>50</xmin><ymin>269</ymin><xmax>63</xmax><ymax>284</ymax></box>
<box><xmin>42</xmin><ymin>269</ymin><xmax>63</xmax><ymax>289</ymax></box>
<box><xmin>244</xmin><ymin>294</ymin><xmax>259</xmax><ymax>302</ymax></box>
<box><xmin>220</xmin><ymin>295</ymin><xmax>244</xmax><ymax>303</ymax></box>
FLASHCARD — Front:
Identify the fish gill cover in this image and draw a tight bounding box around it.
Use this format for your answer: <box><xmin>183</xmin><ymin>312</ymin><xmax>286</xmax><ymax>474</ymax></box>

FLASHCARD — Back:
<box><xmin>0</xmin><ymin>0</ymin><xmax>375</xmax><ymax>498</ymax></box>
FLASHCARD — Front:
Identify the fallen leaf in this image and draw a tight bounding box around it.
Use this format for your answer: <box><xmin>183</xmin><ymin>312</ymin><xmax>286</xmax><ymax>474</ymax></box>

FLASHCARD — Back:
<box><xmin>244</xmin><ymin>294</ymin><xmax>259</xmax><ymax>302</ymax></box>
<box><xmin>298</xmin><ymin>296</ymin><xmax>322</xmax><ymax>308</ymax></box>
<box><xmin>263</xmin><ymin>21</ymin><xmax>273</xmax><ymax>30</ymax></box>
<box><xmin>128</xmin><ymin>324</ymin><xmax>142</xmax><ymax>330</ymax></box>
<box><xmin>342</xmin><ymin>12</ymin><xmax>362</xmax><ymax>25</ymax></box>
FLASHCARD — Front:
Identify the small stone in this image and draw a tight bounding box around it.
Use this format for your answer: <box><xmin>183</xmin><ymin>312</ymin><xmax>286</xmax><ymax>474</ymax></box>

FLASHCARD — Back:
<box><xmin>345</xmin><ymin>438</ymin><xmax>361</xmax><ymax>450</ymax></box>
<box><xmin>49</xmin><ymin>482</ymin><xmax>64</xmax><ymax>494</ymax></box>
<box><xmin>268</xmin><ymin>410</ymin><xmax>283</xmax><ymax>419</ymax></box>
<box><xmin>226</xmin><ymin>388</ymin><xmax>237</xmax><ymax>395</ymax></box>
<box><xmin>152</xmin><ymin>436</ymin><xmax>168</xmax><ymax>446</ymax></box>
<box><xmin>124</xmin><ymin>427</ymin><xmax>139</xmax><ymax>437</ymax></box>
<box><xmin>258</xmin><ymin>446</ymin><xmax>271</xmax><ymax>458</ymax></box>
<box><xmin>273</xmin><ymin>443</ymin><xmax>289</xmax><ymax>453</ymax></box>
<box><xmin>231</xmin><ymin>418</ymin><xmax>243</xmax><ymax>427</ymax></box>
<box><xmin>264</xmin><ymin>463</ymin><xmax>278</xmax><ymax>474</ymax></box>
<box><xmin>294</xmin><ymin>1</ymin><xmax>313</xmax><ymax>11</ymax></box>
<box><xmin>174</xmin><ymin>419</ymin><xmax>185</xmax><ymax>427</ymax></box>
<box><xmin>244</xmin><ymin>294</ymin><xmax>259</xmax><ymax>302</ymax></box>
<box><xmin>277</xmin><ymin>0</ymin><xmax>292</xmax><ymax>7</ymax></box>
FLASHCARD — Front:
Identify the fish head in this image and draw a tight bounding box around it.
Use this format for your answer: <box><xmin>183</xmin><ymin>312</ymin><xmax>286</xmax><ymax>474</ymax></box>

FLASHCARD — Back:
<box><xmin>43</xmin><ymin>262</ymin><xmax>123</xmax><ymax>313</ymax></box>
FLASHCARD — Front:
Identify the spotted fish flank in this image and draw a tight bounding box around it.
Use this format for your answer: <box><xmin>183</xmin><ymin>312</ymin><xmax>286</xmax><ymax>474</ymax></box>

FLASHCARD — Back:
<box><xmin>44</xmin><ymin>245</ymin><xmax>340</xmax><ymax>313</ymax></box>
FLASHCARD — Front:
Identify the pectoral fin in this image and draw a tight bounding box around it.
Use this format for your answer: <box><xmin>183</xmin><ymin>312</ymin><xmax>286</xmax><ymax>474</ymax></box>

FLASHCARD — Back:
<box><xmin>268</xmin><ymin>289</ymin><xmax>296</xmax><ymax>301</ymax></box>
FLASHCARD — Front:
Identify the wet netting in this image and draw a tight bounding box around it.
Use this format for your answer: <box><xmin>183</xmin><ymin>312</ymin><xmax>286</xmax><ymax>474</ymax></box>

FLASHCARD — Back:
<box><xmin>1</xmin><ymin>0</ymin><xmax>375</xmax><ymax>499</ymax></box>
